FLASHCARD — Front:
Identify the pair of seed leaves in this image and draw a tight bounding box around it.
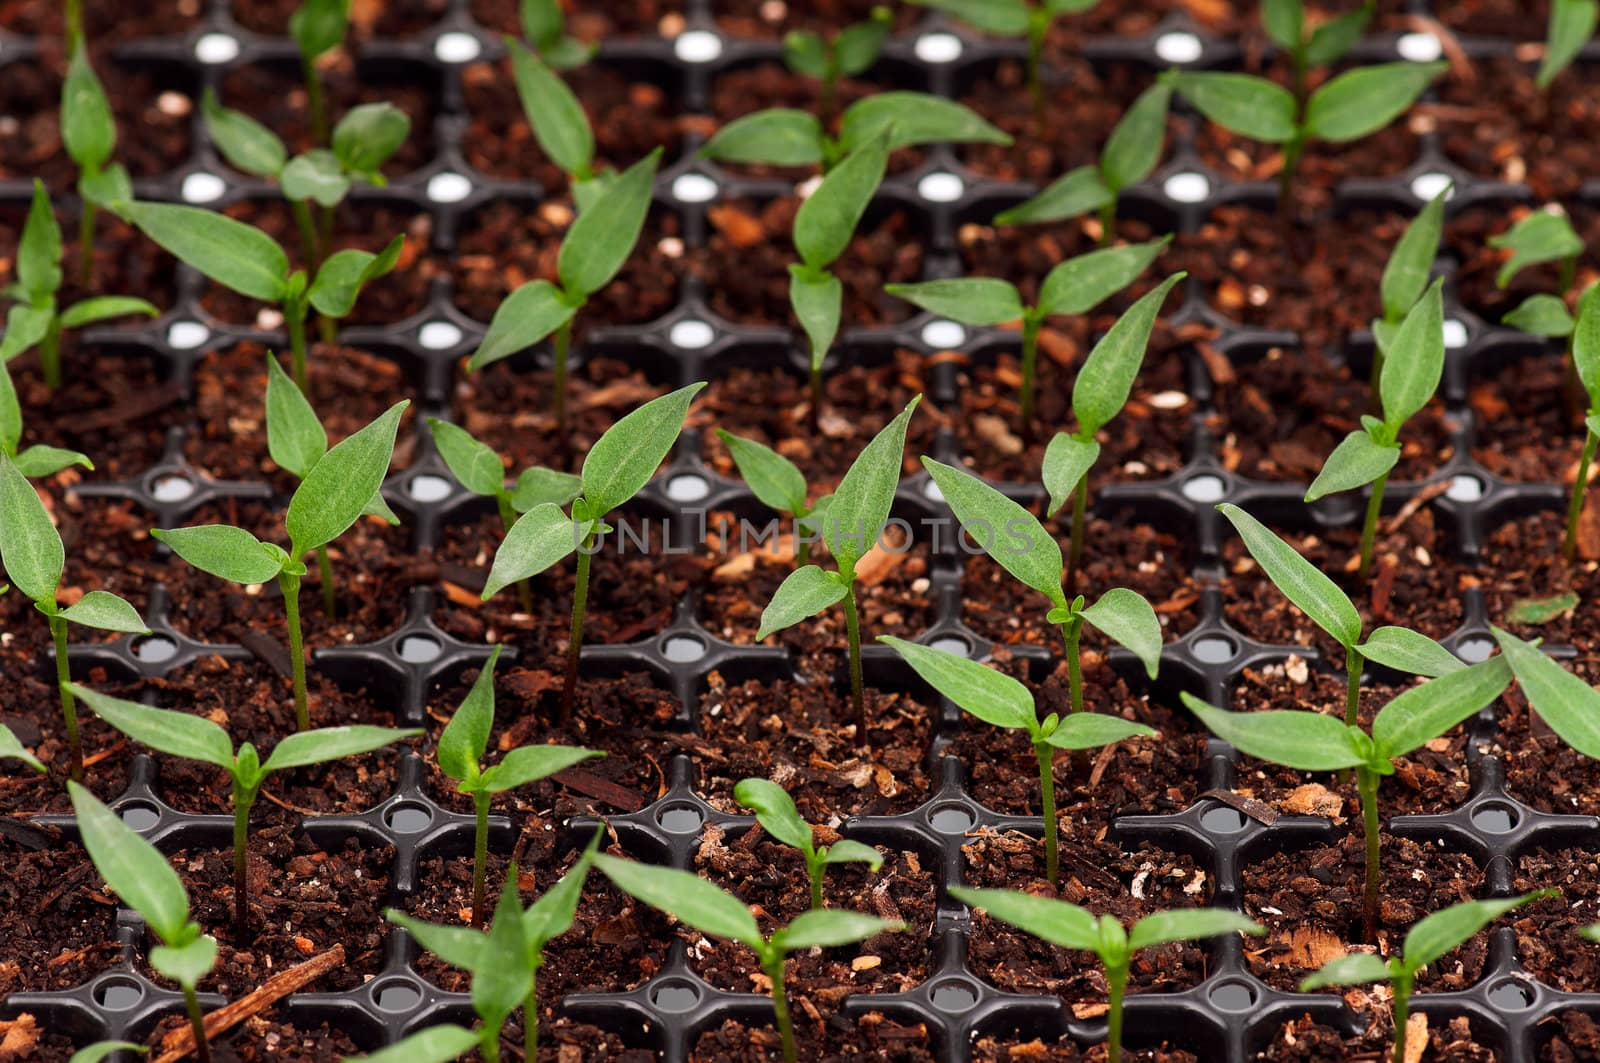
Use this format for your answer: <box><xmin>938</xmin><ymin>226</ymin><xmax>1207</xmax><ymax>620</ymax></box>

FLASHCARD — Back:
<box><xmin>203</xmin><ymin>89</ymin><xmax>410</xmax><ymax>206</ymax></box>
<box><xmin>783</xmin><ymin>5</ymin><xmax>892</xmax><ymax>86</ymax></box>
<box><xmin>715</xmin><ymin>430</ymin><xmax>833</xmax><ymax>538</ymax></box>
<box><xmin>1</xmin><ymin>181</ymin><xmax>158</xmax><ymax>385</ymax></box>
<box><xmin>517</xmin><ymin>0</ymin><xmax>594</xmax><ymax>68</ymax></box>
<box><xmin>428</xmin><ymin>418</ymin><xmax>582</xmax><ymax>518</ymax></box>
<box><xmin>481</xmin><ymin>383</ymin><xmax>704</xmax><ymax>599</ymax></box>
<box><xmin>1262</xmin><ymin>0</ymin><xmax>1374</xmax><ymax>73</ymax></box>
<box><xmin>291</xmin><ymin>0</ymin><xmax>348</xmax><ymax>64</ymax></box>
<box><xmin>733</xmin><ymin>777</ymin><xmax>883</xmax><ymax>886</ymax></box>
<box><xmin>60</xmin><ymin>42</ymin><xmax>130</xmax><ymax>208</ymax></box>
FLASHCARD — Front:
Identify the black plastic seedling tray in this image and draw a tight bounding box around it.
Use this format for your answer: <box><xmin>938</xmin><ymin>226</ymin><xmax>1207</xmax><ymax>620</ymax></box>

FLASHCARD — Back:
<box><xmin>4</xmin><ymin>0</ymin><xmax>1600</xmax><ymax>1059</ymax></box>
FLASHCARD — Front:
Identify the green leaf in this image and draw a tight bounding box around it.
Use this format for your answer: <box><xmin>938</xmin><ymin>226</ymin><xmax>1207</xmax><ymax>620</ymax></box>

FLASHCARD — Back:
<box><xmin>1506</xmin><ymin>592</ymin><xmax>1580</xmax><ymax>625</ymax></box>
<box><xmin>733</xmin><ymin>777</ymin><xmax>815</xmax><ymax>855</ymax></box>
<box><xmin>788</xmin><ymin>265</ymin><xmax>843</xmax><ymax>372</ymax></box>
<box><xmin>717</xmin><ymin>431</ymin><xmax>808</xmax><ymax>516</ymax></box>
<box><xmin>468</xmin><ymin>279</ymin><xmax>580</xmax><ymax>371</ymax></box>
<box><xmin>475</xmin><ymin>871</ymin><xmax>534</xmax><ymax>1028</ymax></box>
<box><xmin>1043</xmin><ymin>712</ymin><xmax>1156</xmax><ymax>751</ymax></box>
<box><xmin>1359</xmin><ymin>626</ymin><xmax>1464</xmax><ymax>676</ymax></box>
<box><xmin>837</xmin><ymin>92</ymin><xmax>1011</xmax><ymax>154</ymax></box>
<box><xmin>1166</xmin><ymin>71</ymin><xmax>1297</xmax><ymax>143</ymax></box>
<box><xmin>0</xmin><ymin>450</ymin><xmax>65</xmax><ymax>603</ymax></box>
<box><xmin>1576</xmin><ymin>285</ymin><xmax>1600</xmax><ymax>403</ymax></box>
<box><xmin>879</xmin><ymin>636</ymin><xmax>1036</xmax><ymax>732</ymax></box>
<box><xmin>201</xmin><ymin>88</ymin><xmax>286</xmax><ymax>179</ymax></box>
<box><xmin>774</xmin><ymin>910</ymin><xmax>902</xmax><ymax>953</ymax></box>
<box><xmin>593</xmin><ymin>853</ymin><xmax>765</xmax><ymax>949</ymax></box>
<box><xmin>79</xmin><ymin>164</ymin><xmax>131</xmax><ymax>210</ymax></box>
<box><xmin>307</xmin><ymin>236</ymin><xmax>405</xmax><ymax>318</ymax></box>
<box><xmin>1079</xmin><ymin>587</ymin><xmax>1161</xmax><ymax>679</ymax></box>
<box><xmin>1378</xmin><ymin>278</ymin><xmax>1445</xmax><ymax>430</ymax></box>
<box><xmin>266</xmin><ymin>355</ymin><xmax>329</xmax><ymax>480</ymax></box>
<box><xmin>521</xmin><ymin>0</ymin><xmax>563</xmax><ymax>45</ymax></box>
<box><xmin>1372</xmin><ymin>656</ymin><xmax>1512</xmax><ymax>760</ymax></box>
<box><xmin>1299</xmin><ymin>951</ymin><xmax>1393</xmax><ymax>991</ymax></box>
<box><xmin>1381</xmin><ymin>184</ymin><xmax>1447</xmax><ymax>323</ymax></box>
<box><xmin>59</xmin><ymin>590</ymin><xmax>149</xmax><ymax>634</ymax></box>
<box><xmin>1041</xmin><ymin>433</ymin><xmax>1101</xmax><ymax>520</ymax></box>
<box><xmin>483</xmin><ymin>503</ymin><xmax>584</xmax><ymax>599</ymax></box>
<box><xmin>756</xmin><ymin>564</ymin><xmax>848</xmax><ymax>640</ymax></box>
<box><xmin>62</xmin><ymin>46</ymin><xmax>115</xmax><ymax>171</ymax></box>
<box><xmin>1489</xmin><ymin>211</ymin><xmax>1584</xmax><ymax>290</ymax></box>
<box><xmin>994</xmin><ymin>166</ymin><xmax>1113</xmax><ymax>227</ymax></box>
<box><xmin>1304</xmin><ymin>62</ymin><xmax>1445</xmax><ymax>143</ymax></box>
<box><xmin>510</xmin><ymin>466</ymin><xmax>582</xmax><ymax>513</ymax></box>
<box><xmin>1101</xmin><ymin>82</ymin><xmax>1173</xmax><ymax>193</ymax></box>
<box><xmin>437</xmin><ymin>644</ymin><xmax>500</xmax><ymax>782</ymax></box>
<box><xmin>1304</xmin><ymin>428</ymin><xmax>1400</xmax><ymax>502</ymax></box>
<box><xmin>262</xmin><ymin>725</ymin><xmax>418</xmax><ymax>774</ymax></box>
<box><xmin>883</xmin><ymin>278</ymin><xmax>1025</xmax><ymax>327</ymax></box>
<box><xmin>783</xmin><ymin>30</ymin><xmax>829</xmax><ymax>78</ymax></box>
<box><xmin>558</xmin><ymin>148</ymin><xmax>661</xmax><ymax>297</ymax></box>
<box><xmin>922</xmin><ymin>456</ymin><xmax>1066</xmax><ymax>610</ymax></box>
<box><xmin>13</xmin><ymin>445</ymin><xmax>93</xmax><ymax>479</ymax></box>
<box><xmin>387</xmin><ymin>910</ymin><xmax>486</xmax><ymax>971</ymax></box>
<box><xmin>286</xmin><ymin>400</ymin><xmax>408</xmax><ymax>555</ymax></box>
<box><xmin>1493</xmin><ymin>626</ymin><xmax>1600</xmax><ymax>759</ymax></box>
<box><xmin>0</xmin><ymin>723</ymin><xmax>45</xmax><ymax>772</ymax></box>
<box><xmin>835</xmin><ymin>9</ymin><xmax>892</xmax><ymax>75</ymax></box>
<box><xmin>793</xmin><ymin>129</ymin><xmax>889</xmax><ymax>270</ymax></box>
<box><xmin>59</xmin><ymin>296</ymin><xmax>159</xmax><ymax>329</ymax></box>
<box><xmin>948</xmin><ymin>887</ymin><xmax>1101</xmax><ymax>951</ymax></box>
<box><xmin>1038</xmin><ymin>237</ymin><xmax>1170</xmax><ymax>319</ymax></box>
<box><xmin>1217</xmin><ymin>503</ymin><xmax>1361</xmax><ymax>648</ymax></box>
<box><xmin>1261</xmin><ymin>0</ymin><xmax>1302</xmax><ymax>49</ymax></box>
<box><xmin>700</xmin><ymin>109</ymin><xmax>825</xmax><ymax>167</ymax></box>
<box><xmin>0</xmin><ymin>360</ymin><xmax>17</xmax><ymax>455</ymax></box>
<box><xmin>150</xmin><ymin>935</ymin><xmax>218</xmax><ymax>990</ymax></box>
<box><xmin>821</xmin><ymin>838</ymin><xmax>883</xmax><ymax>869</ymax></box>
<box><xmin>1304</xmin><ymin>5</ymin><xmax>1375</xmax><ymax>66</ymax></box>
<box><xmin>481</xmin><ymin>743</ymin><xmax>602</xmax><ymax>792</ymax></box>
<box><xmin>124</xmin><ymin>201</ymin><xmax>289</xmax><ymax>303</ymax></box>
<box><xmin>1402</xmin><ymin>892</ymin><xmax>1551</xmax><ymax>973</ymax></box>
<box><xmin>1182</xmin><ymin>692</ymin><xmax>1367</xmax><ymax>772</ymax></box>
<box><xmin>428</xmin><ymin>419</ymin><xmax>503</xmax><ymax>498</ymax></box>
<box><xmin>1504</xmin><ymin>293</ymin><xmax>1576</xmax><ymax>337</ymax></box>
<box><xmin>18</xmin><ymin>180</ymin><xmax>62</xmax><ymax>302</ymax></box>
<box><xmin>824</xmin><ymin>395</ymin><xmax>919</xmax><ymax>573</ymax></box>
<box><xmin>508</xmin><ymin>39</ymin><xmax>595</xmax><ymax>177</ymax></box>
<box><xmin>332</xmin><ymin>102</ymin><xmax>410</xmax><ymax>176</ymax></box>
<box><xmin>282</xmin><ymin>150</ymin><xmax>352</xmax><ymax>208</ymax></box>
<box><xmin>1127</xmin><ymin>908</ymin><xmax>1263</xmax><ymax>951</ymax></box>
<box><xmin>71</xmin><ymin>685</ymin><xmax>235</xmax><ymax>769</ymax></box>
<box><xmin>290</xmin><ymin>0</ymin><xmax>349</xmax><ymax>60</ymax></box>
<box><xmin>349</xmin><ymin>1026</ymin><xmax>479</xmax><ymax>1063</ymax></box>
<box><xmin>1072</xmin><ymin>273</ymin><xmax>1185</xmax><ymax>435</ymax></box>
<box><xmin>1538</xmin><ymin>0</ymin><xmax>1599</xmax><ymax>88</ymax></box>
<box><xmin>150</xmin><ymin>525</ymin><xmax>284</xmax><ymax>585</ymax></box>
<box><xmin>70</xmin><ymin>1042</ymin><xmax>149</xmax><ymax>1063</ymax></box>
<box><xmin>69</xmin><ymin>782</ymin><xmax>192</xmax><ymax>940</ymax></box>
<box><xmin>581</xmin><ymin>382</ymin><xmax>704</xmax><ymax>514</ymax></box>
<box><xmin>0</xmin><ymin>304</ymin><xmax>53</xmax><ymax>363</ymax></box>
<box><xmin>904</xmin><ymin>0</ymin><xmax>1030</xmax><ymax>35</ymax></box>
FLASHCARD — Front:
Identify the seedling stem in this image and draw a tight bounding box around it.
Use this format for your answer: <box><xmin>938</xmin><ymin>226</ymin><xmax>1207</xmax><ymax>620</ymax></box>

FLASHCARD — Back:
<box><xmin>1357</xmin><ymin>765</ymin><xmax>1381</xmax><ymax>944</ymax></box>
<box><xmin>289</xmin><ymin>311</ymin><xmax>310</xmax><ymax>392</ymax></box>
<box><xmin>1033</xmin><ymin>740</ymin><xmax>1058</xmax><ymax>883</ymax></box>
<box><xmin>304</xmin><ymin>54</ymin><xmax>329</xmax><ymax>146</ymax></box>
<box><xmin>49</xmin><ymin>614</ymin><xmax>81</xmax><ymax>780</ymax></box>
<box><xmin>472</xmin><ymin>791</ymin><xmax>491</xmax><ymax>925</ymax></box>
<box><xmin>765</xmin><ymin>956</ymin><xmax>797</xmax><ymax>1063</ymax></box>
<box><xmin>843</xmin><ymin>582</ymin><xmax>866</xmax><ymax>734</ymax></box>
<box><xmin>562</xmin><ymin>527</ymin><xmax>595</xmax><ymax>722</ymax></box>
<box><xmin>232</xmin><ymin>788</ymin><xmax>250</xmax><ymax>937</ymax></box>
<box><xmin>279</xmin><ymin>571</ymin><xmax>310</xmax><ymax>731</ymax></box>
<box><xmin>1060</xmin><ymin>613</ymin><xmax>1085</xmax><ymax>716</ymax></box>
<box><xmin>1067</xmin><ymin>474</ymin><xmax>1088</xmax><ymax>590</ymax></box>
<box><xmin>1566</xmin><ymin>431</ymin><xmax>1599</xmax><ymax>561</ymax></box>
<box><xmin>1020</xmin><ymin>316</ymin><xmax>1042</xmax><ymax>428</ymax></box>
<box><xmin>1358</xmin><ymin>471</ymin><xmax>1387</xmax><ymax>581</ymax></box>
<box><xmin>1105</xmin><ymin>961</ymin><xmax>1129</xmax><ymax>1063</ymax></box>
<box><xmin>184</xmin><ymin>987</ymin><xmax>213</xmax><ymax>1063</ymax></box>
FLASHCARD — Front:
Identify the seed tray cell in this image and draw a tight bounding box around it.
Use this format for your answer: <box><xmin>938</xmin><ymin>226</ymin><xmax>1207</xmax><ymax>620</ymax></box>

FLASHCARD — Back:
<box><xmin>3</xmin><ymin>0</ymin><xmax>1600</xmax><ymax>1059</ymax></box>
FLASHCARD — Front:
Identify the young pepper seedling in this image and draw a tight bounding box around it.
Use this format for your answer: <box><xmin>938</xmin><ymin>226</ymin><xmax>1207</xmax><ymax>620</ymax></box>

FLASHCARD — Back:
<box><xmin>0</xmin><ymin>357</ymin><xmax>94</xmax><ymax>478</ymax></box>
<box><xmin>715</xmin><ymin>429</ymin><xmax>831</xmax><ymax>566</ymax></box>
<box><xmin>734</xmin><ymin>777</ymin><xmax>883</xmax><ymax>910</ymax></box>
<box><xmin>1368</xmin><ymin>183</ymin><xmax>1448</xmax><ymax>388</ymax></box>
<box><xmin>0</xmin><ymin>724</ymin><xmax>46</xmax><ymax>773</ymax></box>
<box><xmin>783</xmin><ymin>5</ymin><xmax>891</xmax><ymax>124</ymax></box>
<box><xmin>289</xmin><ymin>0</ymin><xmax>348</xmax><ymax>146</ymax></box>
<box><xmin>517</xmin><ymin>0</ymin><xmax>593</xmax><ymax>69</ymax></box>
<box><xmin>1262</xmin><ymin>0</ymin><xmax>1376</xmax><ymax>103</ymax></box>
<box><xmin>60</xmin><ymin>43</ymin><xmax>130</xmax><ymax>287</ymax></box>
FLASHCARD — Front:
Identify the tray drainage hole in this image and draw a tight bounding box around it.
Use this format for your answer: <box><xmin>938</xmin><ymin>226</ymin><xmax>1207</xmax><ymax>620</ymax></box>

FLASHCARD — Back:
<box><xmin>1207</xmin><ymin>979</ymin><xmax>1258</xmax><ymax>1012</ymax></box>
<box><xmin>651</xmin><ymin>980</ymin><xmax>702</xmax><ymax>1013</ymax></box>
<box><xmin>1456</xmin><ymin>635</ymin><xmax>1494</xmax><ymax>664</ymax></box>
<box><xmin>119</xmin><ymin>801</ymin><xmax>160</xmax><ymax>832</ymax></box>
<box><xmin>1397</xmin><ymin>31</ymin><xmax>1442</xmax><ymax>63</ymax></box>
<box><xmin>133</xmin><ymin>634</ymin><xmax>179</xmax><ymax>664</ymax></box>
<box><xmin>921</xmin><ymin>320</ymin><xmax>966</xmax><ymax>349</ymax></box>
<box><xmin>1470</xmin><ymin>801</ymin><xmax>1520</xmax><ymax>834</ymax></box>
<box><xmin>151</xmin><ymin>474</ymin><xmax>196</xmax><ymax>503</ymax></box>
<box><xmin>670</xmin><ymin>319</ymin><xmax>716</xmax><ymax>349</ymax></box>
<box><xmin>1200</xmin><ymin>805</ymin><xmax>1248</xmax><ymax>833</ymax></box>
<box><xmin>1163</xmin><ymin>171</ymin><xmax>1211</xmax><ymax>204</ymax></box>
<box><xmin>672</xmin><ymin>173</ymin><xmax>719</xmax><ymax>203</ymax></box>
<box><xmin>1181</xmin><ymin>474</ymin><xmax>1225</xmax><ymax>503</ymax></box>
<box><xmin>666</xmin><ymin>473</ymin><xmax>710</xmax><ymax>502</ymax></box>
<box><xmin>373</xmin><ymin>978</ymin><xmax>423</xmax><ymax>1012</ymax></box>
<box><xmin>95</xmin><ymin>975</ymin><xmax>146</xmax><ymax>1011</ymax></box>
<box><xmin>1410</xmin><ymin>171</ymin><xmax>1456</xmax><ymax>203</ymax></box>
<box><xmin>427</xmin><ymin>172</ymin><xmax>473</xmax><ymax>203</ymax></box>
<box><xmin>434</xmin><ymin>31</ymin><xmax>481</xmax><ymax>63</ymax></box>
<box><xmin>929</xmin><ymin>805</ymin><xmax>974</xmax><ymax>834</ymax></box>
<box><xmin>923</xmin><ymin>478</ymin><xmax>945</xmax><ymax>502</ymax></box>
<box><xmin>662</xmin><ymin>635</ymin><xmax>707</xmax><ymax>663</ymax></box>
<box><xmin>1487</xmin><ymin>978</ymin><xmax>1535</xmax><ymax>1010</ymax></box>
<box><xmin>1442</xmin><ymin>318</ymin><xmax>1470</xmax><ymax>349</ymax></box>
<box><xmin>386</xmin><ymin>802</ymin><xmax>433</xmax><ymax>834</ymax></box>
<box><xmin>930</xmin><ymin>635</ymin><xmax>972</xmax><ymax>657</ymax></box>
<box><xmin>914</xmin><ymin>32</ymin><xmax>962</xmax><ymax>63</ymax></box>
<box><xmin>929</xmin><ymin>980</ymin><xmax>978</xmax><ymax>1013</ymax></box>
<box><xmin>657</xmin><ymin>803</ymin><xmax>704</xmax><ymax>834</ymax></box>
<box><xmin>674</xmin><ymin>29</ymin><xmax>722</xmax><ymax>63</ymax></box>
<box><xmin>167</xmin><ymin>320</ymin><xmax>211</xmax><ymax>350</ymax></box>
<box><xmin>1447</xmin><ymin>474</ymin><xmax>1485</xmax><ymax>503</ymax></box>
<box><xmin>1192</xmin><ymin>635</ymin><xmax>1237</xmax><ymax>664</ymax></box>
<box><xmin>1153</xmin><ymin>31</ymin><xmax>1203</xmax><ymax>64</ymax></box>
<box><xmin>181</xmin><ymin>172</ymin><xmax>226</xmax><ymax>204</ymax></box>
<box><xmin>397</xmin><ymin>634</ymin><xmax>442</xmax><ymax>664</ymax></box>
<box><xmin>418</xmin><ymin>321</ymin><xmax>464</xmax><ymax>350</ymax></box>
<box><xmin>408</xmin><ymin>473</ymin><xmax>454</xmax><ymax>503</ymax></box>
<box><xmin>194</xmin><ymin>32</ymin><xmax>240</xmax><ymax>64</ymax></box>
<box><xmin>918</xmin><ymin>172</ymin><xmax>964</xmax><ymax>203</ymax></box>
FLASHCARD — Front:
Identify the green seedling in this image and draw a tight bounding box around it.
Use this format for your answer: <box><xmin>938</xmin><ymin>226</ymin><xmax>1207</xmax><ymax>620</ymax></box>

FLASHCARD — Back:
<box><xmin>1492</xmin><ymin>625</ymin><xmax>1600</xmax><ymax>760</ymax></box>
<box><xmin>437</xmin><ymin>645</ymin><xmax>601</xmax><ymax>926</ymax></box>
<box><xmin>0</xmin><ymin>723</ymin><xmax>46</xmax><ymax>773</ymax></box>
<box><xmin>0</xmin><ymin>451</ymin><xmax>149</xmax><ymax>780</ymax></box>
<box><xmin>151</xmin><ymin>401</ymin><xmax>408</xmax><ymax>731</ymax></box>
<box><xmin>733</xmin><ymin>778</ymin><xmax>883</xmax><ymax>909</ymax></box>
<box><xmin>755</xmin><ymin>396</ymin><xmax>920</xmax><ymax>734</ymax></box>
<box><xmin>994</xmin><ymin>82</ymin><xmax>1172</xmax><ymax>242</ymax></box>
<box><xmin>1184</xmin><ymin>654</ymin><xmax>1511</xmax><ymax>944</ymax></box>
<box><xmin>1</xmin><ymin>181</ymin><xmax>157</xmax><ymax>389</ymax></box>
<box><xmin>882</xmin><ymin>636</ymin><xmax>1154</xmax><ymax>885</ymax></box>
<box><xmin>482</xmin><ymin>384</ymin><xmax>703</xmax><ymax>719</ymax></box>
<box><xmin>919</xmin><ymin>458</ymin><xmax>1162</xmax><ymax>717</ymax></box>
<box><xmin>1306</xmin><ymin>279</ymin><xmax>1446</xmax><ymax>580</ymax></box>
<box><xmin>61</xmin><ymin>43</ymin><xmax>130</xmax><ymax>286</ymax></box>
<box><xmin>783</xmin><ymin>5</ymin><xmax>892</xmax><ymax>123</ymax></box>
<box><xmin>1301</xmin><ymin>891</ymin><xmax>1552</xmax><ymax>1063</ymax></box>
<box><xmin>516</xmin><ymin>0</ymin><xmax>592</xmax><ymax>69</ymax></box>
<box><xmin>1</xmin><ymin>358</ymin><xmax>93</xmax><ymax>478</ymax></box>
<box><xmin>886</xmin><ymin>241</ymin><xmax>1173</xmax><ymax>434</ymax></box>
<box><xmin>69</xmin><ymin>782</ymin><xmax>219</xmax><ymax>1063</ymax></box>
<box><xmin>594</xmin><ymin>853</ymin><xmax>903</xmax><ymax>1063</ymax></box>
<box><xmin>1164</xmin><ymin>61</ymin><xmax>1444</xmax><ymax>213</ymax></box>
<box><xmin>290</xmin><ymin>0</ymin><xmax>349</xmax><ymax>146</ymax></box>
<box><xmin>1217</xmin><ymin>503</ymin><xmax>1464</xmax><ymax>734</ymax></box>
<box><xmin>951</xmin><ymin>888</ymin><xmax>1262</xmax><ymax>1063</ymax></box>
<box><xmin>715</xmin><ymin>429</ymin><xmax>831</xmax><ymax>565</ymax></box>
<box><xmin>378</xmin><ymin>834</ymin><xmax>603</xmax><ymax>1062</ymax></box>
<box><xmin>1537</xmin><ymin>0</ymin><xmax>1598</xmax><ymax>89</ymax></box>
<box><xmin>115</xmin><ymin>199</ymin><xmax>402</xmax><ymax>391</ymax></box>
<box><xmin>1368</xmin><ymin>182</ymin><xmax>1448</xmax><ymax>386</ymax></box>
<box><xmin>504</xmin><ymin>43</ymin><xmax>618</xmax><ymax>211</ymax></box>
<box><xmin>73</xmin><ymin>683</ymin><xmax>417</xmax><ymax>941</ymax></box>
<box><xmin>465</xmin><ymin>149</ymin><xmax>662</xmax><ymax>435</ymax></box>
<box><xmin>1263</xmin><ymin>0</ymin><xmax>1375</xmax><ymax>102</ymax></box>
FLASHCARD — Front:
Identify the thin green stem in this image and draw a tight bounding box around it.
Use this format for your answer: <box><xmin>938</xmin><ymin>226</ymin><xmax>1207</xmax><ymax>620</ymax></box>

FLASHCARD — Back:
<box><xmin>288</xmin><ymin>308</ymin><xmax>310</xmax><ymax>393</ymax></box>
<box><xmin>1561</xmin><ymin>254</ymin><xmax>1578</xmax><ymax>296</ymax></box>
<box><xmin>843</xmin><ymin>581</ymin><xmax>866</xmax><ymax>738</ymax></box>
<box><xmin>553</xmin><ymin>317</ymin><xmax>573</xmax><ymax>438</ymax></box>
<box><xmin>1105</xmin><ymin>961</ymin><xmax>1129</xmax><ymax>1063</ymax></box>
<box><xmin>65</xmin><ymin>0</ymin><xmax>83</xmax><ymax>53</ymax></box>
<box><xmin>482</xmin><ymin>1023</ymin><xmax>502</xmax><ymax>1063</ymax></box>
<box><xmin>1060</xmin><ymin>618</ymin><xmax>1084</xmax><ymax>716</ymax></box>
<box><xmin>472</xmin><ymin>791</ymin><xmax>490</xmax><ymax>927</ymax></box>
<box><xmin>1278</xmin><ymin>135</ymin><xmax>1305</xmax><ymax>221</ymax></box>
<box><xmin>1097</xmin><ymin>198</ymin><xmax>1116</xmax><ymax>247</ymax></box>
<box><xmin>819</xmin><ymin>68</ymin><xmax>838</xmax><ymax>130</ymax></box>
<box><xmin>809</xmin><ymin>361</ymin><xmax>825</xmax><ymax>431</ymax></box>
<box><xmin>315</xmin><ymin>546</ymin><xmax>335</xmax><ymax>617</ymax></box>
<box><xmin>1565</xmin><ymin>429</ymin><xmax>1598</xmax><ymax>563</ymax></box>
<box><xmin>183</xmin><ymin>983</ymin><xmax>213</xmax><ymax>1063</ymax></box>
<box><xmin>50</xmin><ymin>614</ymin><xmax>82</xmax><ymax>782</ymax></box>
<box><xmin>1019</xmin><ymin>316</ymin><xmax>1042</xmax><ymax>433</ymax></box>
<box><xmin>524</xmin><ymin>969</ymin><xmax>539</xmax><ymax>1062</ymax></box>
<box><xmin>40</xmin><ymin>316</ymin><xmax>62</xmax><ymax>391</ymax></box>
<box><xmin>1035</xmin><ymin>741</ymin><xmax>1058</xmax><ymax>886</ymax></box>
<box><xmin>1357</xmin><ymin>766</ymin><xmax>1382</xmax><ymax>945</ymax></box>
<box><xmin>1358</xmin><ymin>472</ymin><xmax>1388</xmax><ymax>582</ymax></box>
<box><xmin>1391</xmin><ymin>972</ymin><xmax>1414</xmax><ymax>1063</ymax></box>
<box><xmin>279</xmin><ymin>571</ymin><xmax>310</xmax><ymax>731</ymax></box>
<box><xmin>1344</xmin><ymin>646</ymin><xmax>1363</xmax><ymax>727</ymax></box>
<box><xmin>807</xmin><ymin>855</ymin><xmax>824</xmax><ymax>911</ymax></box>
<box><xmin>232</xmin><ymin>788</ymin><xmax>253</xmax><ymax>941</ymax></box>
<box><xmin>303</xmin><ymin>57</ymin><xmax>328</xmax><ymax>145</ymax></box>
<box><xmin>766</xmin><ymin>954</ymin><xmax>797</xmax><ymax>1063</ymax></box>
<box><xmin>560</xmin><ymin>530</ymin><xmax>594</xmax><ymax>723</ymax></box>
<box><xmin>77</xmin><ymin>200</ymin><xmax>95</xmax><ymax>290</ymax></box>
<box><xmin>290</xmin><ymin>198</ymin><xmax>321</xmax><ymax>272</ymax></box>
<box><xmin>1066</xmin><ymin>472</ymin><xmax>1087</xmax><ymax>590</ymax></box>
